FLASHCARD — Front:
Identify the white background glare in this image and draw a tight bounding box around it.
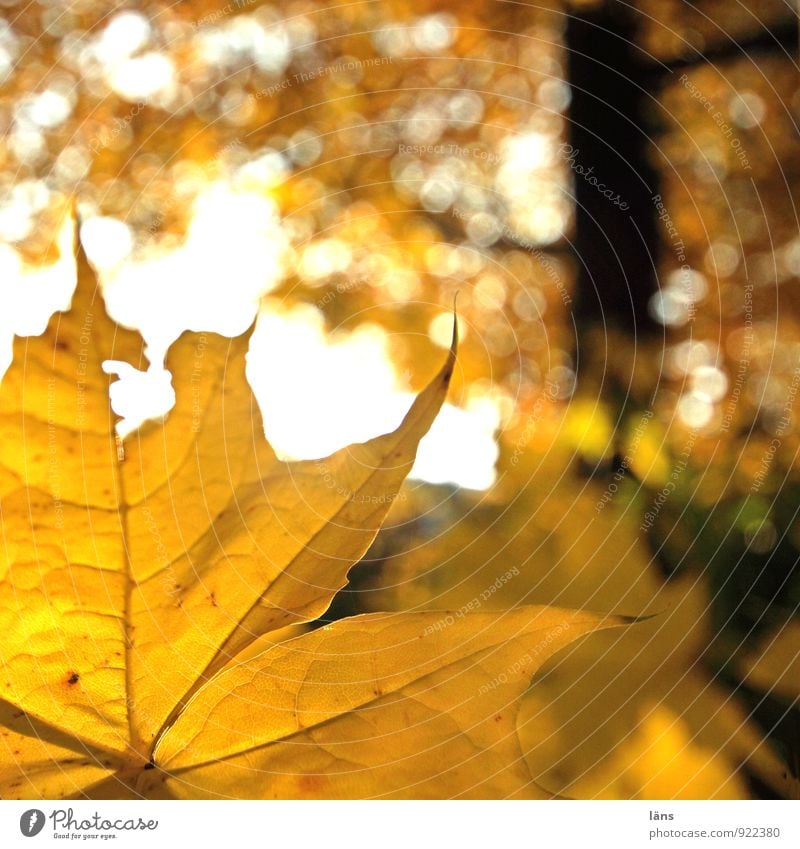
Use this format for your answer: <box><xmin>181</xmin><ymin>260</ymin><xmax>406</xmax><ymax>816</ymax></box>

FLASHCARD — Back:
<box><xmin>0</xmin><ymin>205</ymin><xmax>499</xmax><ymax>490</ymax></box>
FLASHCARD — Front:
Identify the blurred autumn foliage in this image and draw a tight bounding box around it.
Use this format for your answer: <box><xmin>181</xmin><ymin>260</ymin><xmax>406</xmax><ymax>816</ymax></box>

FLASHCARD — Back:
<box><xmin>1</xmin><ymin>0</ymin><xmax>799</xmax><ymax>798</ymax></box>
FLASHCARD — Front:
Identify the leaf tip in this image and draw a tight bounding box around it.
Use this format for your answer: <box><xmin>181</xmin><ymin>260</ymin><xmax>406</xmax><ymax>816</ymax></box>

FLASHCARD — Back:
<box><xmin>72</xmin><ymin>210</ymin><xmax>99</xmax><ymax>306</ymax></box>
<box><xmin>439</xmin><ymin>298</ymin><xmax>459</xmax><ymax>386</ymax></box>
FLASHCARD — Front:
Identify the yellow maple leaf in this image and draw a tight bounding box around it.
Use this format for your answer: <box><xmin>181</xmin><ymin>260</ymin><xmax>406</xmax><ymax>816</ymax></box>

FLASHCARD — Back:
<box><xmin>361</xmin><ymin>447</ymin><xmax>796</xmax><ymax>799</ymax></box>
<box><xmin>0</xmin><ymin>224</ymin><xmax>622</xmax><ymax>799</ymax></box>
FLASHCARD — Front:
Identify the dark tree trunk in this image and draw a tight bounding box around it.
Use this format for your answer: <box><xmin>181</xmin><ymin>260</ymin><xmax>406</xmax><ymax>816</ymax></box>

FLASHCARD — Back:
<box><xmin>566</xmin><ymin>3</ymin><xmax>661</xmax><ymax>341</ymax></box>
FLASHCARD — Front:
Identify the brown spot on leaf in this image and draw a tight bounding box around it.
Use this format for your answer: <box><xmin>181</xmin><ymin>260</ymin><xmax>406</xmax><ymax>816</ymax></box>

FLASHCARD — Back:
<box><xmin>298</xmin><ymin>774</ymin><xmax>327</xmax><ymax>795</ymax></box>
<box><xmin>67</xmin><ymin>672</ymin><xmax>80</xmax><ymax>685</ymax></box>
